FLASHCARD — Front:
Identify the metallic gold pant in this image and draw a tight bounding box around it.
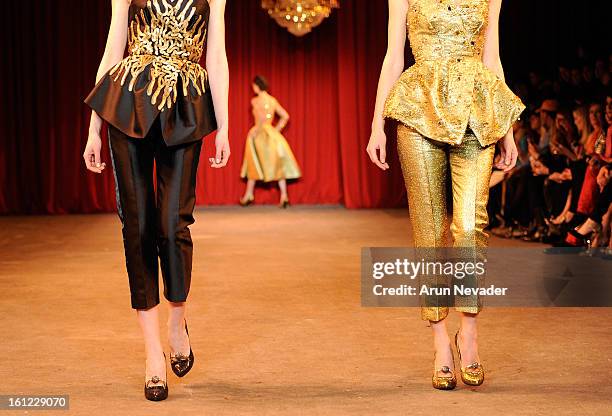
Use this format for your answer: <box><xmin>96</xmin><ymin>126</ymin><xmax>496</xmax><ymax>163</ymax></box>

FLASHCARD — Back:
<box><xmin>396</xmin><ymin>124</ymin><xmax>496</xmax><ymax>322</ymax></box>
<box><xmin>108</xmin><ymin>117</ymin><xmax>202</xmax><ymax>310</ymax></box>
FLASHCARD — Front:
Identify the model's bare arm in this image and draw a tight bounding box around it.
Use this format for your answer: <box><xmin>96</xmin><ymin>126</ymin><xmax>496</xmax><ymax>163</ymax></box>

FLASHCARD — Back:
<box><xmin>84</xmin><ymin>0</ymin><xmax>130</xmax><ymax>174</ymax></box>
<box><xmin>274</xmin><ymin>99</ymin><xmax>290</xmax><ymax>132</ymax></box>
<box><xmin>482</xmin><ymin>0</ymin><xmax>505</xmax><ymax>80</ymax></box>
<box><xmin>367</xmin><ymin>0</ymin><xmax>409</xmax><ymax>171</ymax></box>
<box><xmin>483</xmin><ymin>0</ymin><xmax>517</xmax><ymax>172</ymax></box>
<box><xmin>206</xmin><ymin>0</ymin><xmax>230</xmax><ymax>168</ymax></box>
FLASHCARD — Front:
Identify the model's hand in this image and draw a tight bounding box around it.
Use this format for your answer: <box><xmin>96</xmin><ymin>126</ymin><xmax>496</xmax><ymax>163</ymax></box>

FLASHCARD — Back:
<box><xmin>209</xmin><ymin>128</ymin><xmax>230</xmax><ymax>168</ymax></box>
<box><xmin>366</xmin><ymin>128</ymin><xmax>389</xmax><ymax>171</ymax></box>
<box><xmin>495</xmin><ymin>133</ymin><xmax>518</xmax><ymax>172</ymax></box>
<box><xmin>83</xmin><ymin>130</ymin><xmax>106</xmax><ymax>174</ymax></box>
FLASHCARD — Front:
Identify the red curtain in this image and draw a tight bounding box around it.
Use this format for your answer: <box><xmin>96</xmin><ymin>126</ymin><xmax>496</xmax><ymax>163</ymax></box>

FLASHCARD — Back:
<box><xmin>6</xmin><ymin>1</ymin><xmax>601</xmax><ymax>214</ymax></box>
<box><xmin>0</xmin><ymin>0</ymin><xmax>408</xmax><ymax>214</ymax></box>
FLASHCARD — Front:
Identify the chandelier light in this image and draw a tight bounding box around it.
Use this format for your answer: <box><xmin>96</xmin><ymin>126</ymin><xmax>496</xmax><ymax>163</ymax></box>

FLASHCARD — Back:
<box><xmin>261</xmin><ymin>0</ymin><xmax>340</xmax><ymax>37</ymax></box>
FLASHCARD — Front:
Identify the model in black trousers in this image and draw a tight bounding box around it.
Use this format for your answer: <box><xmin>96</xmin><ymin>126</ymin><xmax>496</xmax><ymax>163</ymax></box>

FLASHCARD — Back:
<box><xmin>108</xmin><ymin>117</ymin><xmax>203</xmax><ymax>310</ymax></box>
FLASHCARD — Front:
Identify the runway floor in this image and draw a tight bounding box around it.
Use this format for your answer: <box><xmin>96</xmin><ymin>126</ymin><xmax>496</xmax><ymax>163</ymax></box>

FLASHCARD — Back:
<box><xmin>0</xmin><ymin>207</ymin><xmax>610</xmax><ymax>415</ymax></box>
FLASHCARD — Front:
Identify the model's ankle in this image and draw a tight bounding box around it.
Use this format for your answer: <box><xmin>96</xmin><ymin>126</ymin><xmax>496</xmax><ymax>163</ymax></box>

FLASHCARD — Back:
<box><xmin>433</xmin><ymin>333</ymin><xmax>451</xmax><ymax>347</ymax></box>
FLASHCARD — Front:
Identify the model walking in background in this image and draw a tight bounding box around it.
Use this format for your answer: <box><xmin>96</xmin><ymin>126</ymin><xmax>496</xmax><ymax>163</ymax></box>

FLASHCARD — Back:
<box><xmin>368</xmin><ymin>0</ymin><xmax>524</xmax><ymax>389</ymax></box>
<box><xmin>240</xmin><ymin>75</ymin><xmax>301</xmax><ymax>208</ymax></box>
<box><xmin>82</xmin><ymin>0</ymin><xmax>229</xmax><ymax>401</ymax></box>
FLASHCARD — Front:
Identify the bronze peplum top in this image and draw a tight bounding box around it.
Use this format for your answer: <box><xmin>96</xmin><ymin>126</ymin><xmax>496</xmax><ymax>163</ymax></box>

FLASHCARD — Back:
<box><xmin>383</xmin><ymin>0</ymin><xmax>525</xmax><ymax>146</ymax></box>
<box><xmin>85</xmin><ymin>0</ymin><xmax>217</xmax><ymax>146</ymax></box>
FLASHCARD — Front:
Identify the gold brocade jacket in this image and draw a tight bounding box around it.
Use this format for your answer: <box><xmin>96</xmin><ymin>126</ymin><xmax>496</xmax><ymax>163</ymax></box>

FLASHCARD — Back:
<box><xmin>383</xmin><ymin>0</ymin><xmax>526</xmax><ymax>146</ymax></box>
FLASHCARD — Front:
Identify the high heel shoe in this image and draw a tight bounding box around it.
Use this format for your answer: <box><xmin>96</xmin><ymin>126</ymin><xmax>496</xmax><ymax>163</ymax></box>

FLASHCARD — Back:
<box><xmin>144</xmin><ymin>352</ymin><xmax>168</xmax><ymax>401</ymax></box>
<box><xmin>278</xmin><ymin>197</ymin><xmax>289</xmax><ymax>209</ymax></box>
<box><xmin>455</xmin><ymin>329</ymin><xmax>484</xmax><ymax>386</ymax></box>
<box><xmin>431</xmin><ymin>347</ymin><xmax>457</xmax><ymax>390</ymax></box>
<box><xmin>170</xmin><ymin>319</ymin><xmax>194</xmax><ymax>378</ymax></box>
<box><xmin>546</xmin><ymin>224</ymin><xmax>601</xmax><ymax>254</ymax></box>
<box><xmin>239</xmin><ymin>195</ymin><xmax>254</xmax><ymax>206</ymax></box>
<box><xmin>564</xmin><ymin>228</ymin><xmax>595</xmax><ymax>248</ymax></box>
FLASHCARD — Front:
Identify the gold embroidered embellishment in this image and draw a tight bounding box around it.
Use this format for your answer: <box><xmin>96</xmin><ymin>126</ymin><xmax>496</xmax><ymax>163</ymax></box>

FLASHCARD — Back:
<box><xmin>109</xmin><ymin>0</ymin><xmax>208</xmax><ymax>111</ymax></box>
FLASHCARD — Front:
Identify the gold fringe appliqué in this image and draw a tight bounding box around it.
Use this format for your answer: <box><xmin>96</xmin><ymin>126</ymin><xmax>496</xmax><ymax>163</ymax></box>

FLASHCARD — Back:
<box><xmin>109</xmin><ymin>0</ymin><xmax>209</xmax><ymax>111</ymax></box>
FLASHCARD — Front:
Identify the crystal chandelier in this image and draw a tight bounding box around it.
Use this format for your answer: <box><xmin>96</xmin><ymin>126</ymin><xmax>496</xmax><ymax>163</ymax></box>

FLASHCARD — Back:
<box><xmin>261</xmin><ymin>0</ymin><xmax>340</xmax><ymax>37</ymax></box>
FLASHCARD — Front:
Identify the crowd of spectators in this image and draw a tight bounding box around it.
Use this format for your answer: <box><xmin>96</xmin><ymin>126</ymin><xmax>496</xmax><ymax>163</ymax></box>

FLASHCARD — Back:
<box><xmin>488</xmin><ymin>50</ymin><xmax>612</xmax><ymax>256</ymax></box>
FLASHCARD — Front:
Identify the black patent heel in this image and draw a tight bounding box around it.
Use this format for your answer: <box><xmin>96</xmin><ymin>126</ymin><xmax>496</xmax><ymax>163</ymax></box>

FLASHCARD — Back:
<box><xmin>170</xmin><ymin>319</ymin><xmax>194</xmax><ymax>377</ymax></box>
<box><xmin>144</xmin><ymin>352</ymin><xmax>168</xmax><ymax>401</ymax></box>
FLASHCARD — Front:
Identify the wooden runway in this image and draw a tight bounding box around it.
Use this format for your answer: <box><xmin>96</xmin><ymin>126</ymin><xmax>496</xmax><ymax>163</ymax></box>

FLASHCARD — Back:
<box><xmin>0</xmin><ymin>207</ymin><xmax>610</xmax><ymax>415</ymax></box>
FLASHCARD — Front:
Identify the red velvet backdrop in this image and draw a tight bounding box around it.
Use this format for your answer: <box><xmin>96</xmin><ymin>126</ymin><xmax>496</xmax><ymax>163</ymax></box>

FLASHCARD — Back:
<box><xmin>0</xmin><ymin>0</ymin><xmax>405</xmax><ymax>214</ymax></box>
<box><xmin>2</xmin><ymin>1</ymin><xmax>605</xmax><ymax>214</ymax></box>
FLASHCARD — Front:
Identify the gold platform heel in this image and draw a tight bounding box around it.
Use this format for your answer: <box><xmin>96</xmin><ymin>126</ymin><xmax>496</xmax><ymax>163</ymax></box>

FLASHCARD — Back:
<box><xmin>455</xmin><ymin>329</ymin><xmax>485</xmax><ymax>386</ymax></box>
<box><xmin>432</xmin><ymin>348</ymin><xmax>457</xmax><ymax>390</ymax></box>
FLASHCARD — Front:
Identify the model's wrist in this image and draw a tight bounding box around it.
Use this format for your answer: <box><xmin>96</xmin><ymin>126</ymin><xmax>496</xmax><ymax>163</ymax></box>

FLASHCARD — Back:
<box><xmin>371</xmin><ymin>120</ymin><xmax>385</xmax><ymax>133</ymax></box>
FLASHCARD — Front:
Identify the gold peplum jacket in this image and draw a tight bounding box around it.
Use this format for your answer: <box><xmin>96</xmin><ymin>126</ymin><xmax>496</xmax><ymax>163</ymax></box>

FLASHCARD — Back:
<box><xmin>383</xmin><ymin>0</ymin><xmax>526</xmax><ymax>146</ymax></box>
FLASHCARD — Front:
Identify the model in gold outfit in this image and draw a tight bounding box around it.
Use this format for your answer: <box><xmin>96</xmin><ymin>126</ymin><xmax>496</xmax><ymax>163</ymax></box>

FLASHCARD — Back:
<box><xmin>368</xmin><ymin>0</ymin><xmax>525</xmax><ymax>389</ymax></box>
<box><xmin>240</xmin><ymin>75</ymin><xmax>302</xmax><ymax>208</ymax></box>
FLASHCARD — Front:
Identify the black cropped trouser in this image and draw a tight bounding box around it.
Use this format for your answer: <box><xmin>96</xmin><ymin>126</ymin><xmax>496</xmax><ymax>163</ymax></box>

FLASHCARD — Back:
<box><xmin>108</xmin><ymin>117</ymin><xmax>203</xmax><ymax>310</ymax></box>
